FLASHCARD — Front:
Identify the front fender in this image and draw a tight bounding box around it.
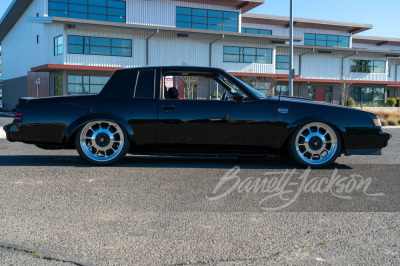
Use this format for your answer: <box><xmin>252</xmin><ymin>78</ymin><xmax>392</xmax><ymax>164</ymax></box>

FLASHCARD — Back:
<box><xmin>286</xmin><ymin>116</ymin><xmax>346</xmax><ymax>135</ymax></box>
<box><xmin>63</xmin><ymin>113</ymin><xmax>134</xmax><ymax>145</ymax></box>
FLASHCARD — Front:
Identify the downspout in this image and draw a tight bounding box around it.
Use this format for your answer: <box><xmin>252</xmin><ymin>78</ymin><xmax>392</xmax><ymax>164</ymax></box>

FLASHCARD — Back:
<box><xmin>394</xmin><ymin>63</ymin><xmax>400</xmax><ymax>98</ymax></box>
<box><xmin>209</xmin><ymin>35</ymin><xmax>224</xmax><ymax>67</ymax></box>
<box><xmin>146</xmin><ymin>30</ymin><xmax>159</xmax><ymax>66</ymax></box>
<box><xmin>341</xmin><ymin>52</ymin><xmax>357</xmax><ymax>79</ymax></box>
<box><xmin>298</xmin><ymin>49</ymin><xmax>314</xmax><ymax>78</ymax></box>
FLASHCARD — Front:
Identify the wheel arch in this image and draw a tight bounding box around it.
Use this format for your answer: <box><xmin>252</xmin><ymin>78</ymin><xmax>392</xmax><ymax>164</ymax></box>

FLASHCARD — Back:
<box><xmin>284</xmin><ymin>116</ymin><xmax>346</xmax><ymax>152</ymax></box>
<box><xmin>63</xmin><ymin>113</ymin><xmax>134</xmax><ymax>148</ymax></box>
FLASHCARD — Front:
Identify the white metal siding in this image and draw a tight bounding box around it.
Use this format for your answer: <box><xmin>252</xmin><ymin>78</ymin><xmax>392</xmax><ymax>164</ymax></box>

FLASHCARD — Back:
<box><xmin>65</xmin><ymin>25</ymin><xmax>148</xmax><ymax>68</ymax></box>
<box><xmin>343</xmin><ymin>54</ymin><xmax>388</xmax><ymax>81</ymax></box>
<box><xmin>300</xmin><ymin>52</ymin><xmax>342</xmax><ymax>79</ymax></box>
<box><xmin>149</xmin><ymin>32</ymin><xmax>211</xmax><ymax>66</ymax></box>
<box><xmin>126</xmin><ymin>0</ymin><xmax>237</xmax><ymax>27</ymax></box>
<box><xmin>1</xmin><ymin>0</ymin><xmax>62</xmax><ymax>80</ymax></box>
<box><xmin>213</xmin><ymin>38</ymin><xmax>275</xmax><ymax>73</ymax></box>
<box><xmin>242</xmin><ymin>23</ymin><xmax>351</xmax><ymax>46</ymax></box>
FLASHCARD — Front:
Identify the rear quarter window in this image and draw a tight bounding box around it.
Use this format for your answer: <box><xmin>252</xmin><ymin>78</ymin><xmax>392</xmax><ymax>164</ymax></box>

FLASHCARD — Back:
<box><xmin>134</xmin><ymin>70</ymin><xmax>155</xmax><ymax>99</ymax></box>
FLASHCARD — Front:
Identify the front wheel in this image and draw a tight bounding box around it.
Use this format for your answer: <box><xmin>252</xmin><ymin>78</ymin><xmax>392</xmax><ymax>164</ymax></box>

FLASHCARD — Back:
<box><xmin>287</xmin><ymin>122</ymin><xmax>342</xmax><ymax>168</ymax></box>
<box><xmin>75</xmin><ymin>120</ymin><xmax>130</xmax><ymax>165</ymax></box>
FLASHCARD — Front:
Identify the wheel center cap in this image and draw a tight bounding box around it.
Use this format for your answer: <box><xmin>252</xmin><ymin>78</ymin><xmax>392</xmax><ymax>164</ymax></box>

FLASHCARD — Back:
<box><xmin>309</xmin><ymin>136</ymin><xmax>323</xmax><ymax>151</ymax></box>
<box><xmin>95</xmin><ymin>133</ymin><xmax>110</xmax><ymax>147</ymax></box>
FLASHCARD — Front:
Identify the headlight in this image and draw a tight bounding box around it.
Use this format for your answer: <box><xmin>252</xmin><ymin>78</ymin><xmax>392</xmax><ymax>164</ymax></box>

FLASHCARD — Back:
<box><xmin>372</xmin><ymin>117</ymin><xmax>382</xmax><ymax>127</ymax></box>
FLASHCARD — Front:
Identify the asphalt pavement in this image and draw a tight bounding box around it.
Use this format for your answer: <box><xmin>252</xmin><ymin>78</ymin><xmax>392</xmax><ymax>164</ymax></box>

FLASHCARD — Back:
<box><xmin>0</xmin><ymin>116</ymin><xmax>399</xmax><ymax>265</ymax></box>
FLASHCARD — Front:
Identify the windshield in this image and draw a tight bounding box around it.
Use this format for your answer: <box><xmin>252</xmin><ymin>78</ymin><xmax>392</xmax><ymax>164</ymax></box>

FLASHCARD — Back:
<box><xmin>234</xmin><ymin>78</ymin><xmax>267</xmax><ymax>99</ymax></box>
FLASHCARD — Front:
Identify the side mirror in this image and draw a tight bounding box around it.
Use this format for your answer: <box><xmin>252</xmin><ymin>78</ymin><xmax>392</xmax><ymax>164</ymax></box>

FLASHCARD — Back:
<box><xmin>232</xmin><ymin>93</ymin><xmax>244</xmax><ymax>104</ymax></box>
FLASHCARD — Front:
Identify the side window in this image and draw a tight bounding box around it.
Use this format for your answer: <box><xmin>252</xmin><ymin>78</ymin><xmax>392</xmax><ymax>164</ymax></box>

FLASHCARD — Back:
<box><xmin>162</xmin><ymin>72</ymin><xmax>252</xmax><ymax>101</ymax></box>
<box><xmin>134</xmin><ymin>70</ymin><xmax>155</xmax><ymax>98</ymax></box>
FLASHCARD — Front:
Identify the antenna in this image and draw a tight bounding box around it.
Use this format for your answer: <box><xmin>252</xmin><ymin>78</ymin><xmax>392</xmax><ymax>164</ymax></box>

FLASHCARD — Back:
<box><xmin>278</xmin><ymin>86</ymin><xmax>282</xmax><ymax>101</ymax></box>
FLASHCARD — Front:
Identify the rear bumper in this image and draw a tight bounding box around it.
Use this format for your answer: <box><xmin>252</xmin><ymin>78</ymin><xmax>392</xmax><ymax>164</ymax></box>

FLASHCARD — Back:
<box><xmin>3</xmin><ymin>123</ymin><xmax>23</xmax><ymax>142</ymax></box>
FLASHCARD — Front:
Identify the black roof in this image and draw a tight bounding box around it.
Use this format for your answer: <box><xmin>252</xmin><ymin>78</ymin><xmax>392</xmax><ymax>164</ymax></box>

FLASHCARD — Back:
<box><xmin>118</xmin><ymin>66</ymin><xmax>224</xmax><ymax>73</ymax></box>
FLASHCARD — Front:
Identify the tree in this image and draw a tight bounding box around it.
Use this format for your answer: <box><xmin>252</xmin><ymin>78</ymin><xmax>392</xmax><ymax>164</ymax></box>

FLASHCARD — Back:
<box><xmin>336</xmin><ymin>78</ymin><xmax>352</xmax><ymax>106</ymax></box>
<box><xmin>238</xmin><ymin>69</ymin><xmax>277</xmax><ymax>97</ymax></box>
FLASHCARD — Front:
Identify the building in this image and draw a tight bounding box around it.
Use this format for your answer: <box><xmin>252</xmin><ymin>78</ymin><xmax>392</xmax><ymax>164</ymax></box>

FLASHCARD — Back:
<box><xmin>0</xmin><ymin>0</ymin><xmax>399</xmax><ymax>110</ymax></box>
<box><xmin>0</xmin><ymin>46</ymin><xmax>2</xmax><ymax>108</ymax></box>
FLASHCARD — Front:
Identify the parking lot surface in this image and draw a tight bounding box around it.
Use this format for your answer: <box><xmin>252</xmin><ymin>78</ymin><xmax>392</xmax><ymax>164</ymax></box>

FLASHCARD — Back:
<box><xmin>0</xmin><ymin>117</ymin><xmax>399</xmax><ymax>265</ymax></box>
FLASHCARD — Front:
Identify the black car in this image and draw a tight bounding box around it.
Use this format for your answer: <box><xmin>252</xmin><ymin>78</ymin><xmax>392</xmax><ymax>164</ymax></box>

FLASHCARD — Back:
<box><xmin>4</xmin><ymin>66</ymin><xmax>390</xmax><ymax>168</ymax></box>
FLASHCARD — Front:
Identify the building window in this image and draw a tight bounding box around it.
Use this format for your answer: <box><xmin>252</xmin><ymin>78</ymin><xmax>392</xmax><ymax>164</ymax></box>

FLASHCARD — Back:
<box><xmin>54</xmin><ymin>35</ymin><xmax>63</xmax><ymax>55</ymax></box>
<box><xmin>176</xmin><ymin>7</ymin><xmax>238</xmax><ymax>32</ymax></box>
<box><xmin>54</xmin><ymin>75</ymin><xmax>63</xmax><ymax>96</ymax></box>
<box><xmin>324</xmin><ymin>87</ymin><xmax>333</xmax><ymax>103</ymax></box>
<box><xmin>304</xmin><ymin>33</ymin><xmax>350</xmax><ymax>48</ymax></box>
<box><xmin>308</xmin><ymin>86</ymin><xmax>316</xmax><ymax>100</ymax></box>
<box><xmin>275</xmin><ymin>85</ymin><xmax>289</xmax><ymax>96</ymax></box>
<box><xmin>68</xmin><ymin>75</ymin><xmax>110</xmax><ymax>95</ymax></box>
<box><xmin>48</xmin><ymin>0</ymin><xmax>126</xmax><ymax>23</ymax></box>
<box><xmin>242</xmin><ymin>28</ymin><xmax>272</xmax><ymax>35</ymax></box>
<box><xmin>350</xmin><ymin>60</ymin><xmax>386</xmax><ymax>73</ymax></box>
<box><xmin>223</xmin><ymin>46</ymin><xmax>272</xmax><ymax>64</ymax></box>
<box><xmin>350</xmin><ymin>87</ymin><xmax>385</xmax><ymax>106</ymax></box>
<box><xmin>388</xmin><ymin>65</ymin><xmax>391</xmax><ymax>77</ymax></box>
<box><xmin>276</xmin><ymin>55</ymin><xmax>290</xmax><ymax>70</ymax></box>
<box><xmin>68</xmin><ymin>35</ymin><xmax>132</xmax><ymax>57</ymax></box>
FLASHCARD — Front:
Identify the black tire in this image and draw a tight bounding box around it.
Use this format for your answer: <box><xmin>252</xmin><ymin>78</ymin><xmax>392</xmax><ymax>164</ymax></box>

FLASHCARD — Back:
<box><xmin>287</xmin><ymin>122</ymin><xmax>342</xmax><ymax>169</ymax></box>
<box><xmin>75</xmin><ymin>120</ymin><xmax>130</xmax><ymax>166</ymax></box>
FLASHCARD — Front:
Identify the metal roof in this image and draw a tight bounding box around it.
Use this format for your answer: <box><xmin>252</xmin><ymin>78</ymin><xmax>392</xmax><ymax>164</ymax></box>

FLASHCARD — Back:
<box><xmin>0</xmin><ymin>0</ymin><xmax>34</xmax><ymax>44</ymax></box>
<box><xmin>242</xmin><ymin>13</ymin><xmax>373</xmax><ymax>34</ymax></box>
<box><xmin>352</xmin><ymin>35</ymin><xmax>400</xmax><ymax>47</ymax></box>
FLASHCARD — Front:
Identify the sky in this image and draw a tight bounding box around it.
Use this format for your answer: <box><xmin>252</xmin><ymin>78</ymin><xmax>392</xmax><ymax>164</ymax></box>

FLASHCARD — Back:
<box><xmin>0</xmin><ymin>0</ymin><xmax>399</xmax><ymax>38</ymax></box>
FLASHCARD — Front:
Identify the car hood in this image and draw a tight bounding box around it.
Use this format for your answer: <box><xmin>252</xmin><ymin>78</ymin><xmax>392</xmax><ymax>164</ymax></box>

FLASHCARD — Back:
<box><xmin>267</xmin><ymin>96</ymin><xmax>370</xmax><ymax>112</ymax></box>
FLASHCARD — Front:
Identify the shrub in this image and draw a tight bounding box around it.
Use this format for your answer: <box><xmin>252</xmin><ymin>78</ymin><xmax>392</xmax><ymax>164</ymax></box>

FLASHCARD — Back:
<box><xmin>388</xmin><ymin>120</ymin><xmax>398</xmax><ymax>126</ymax></box>
<box><xmin>381</xmin><ymin>120</ymin><xmax>388</xmax><ymax>126</ymax></box>
<box><xmin>386</xmin><ymin>97</ymin><xmax>397</xmax><ymax>107</ymax></box>
<box><xmin>396</xmin><ymin>98</ymin><xmax>400</xmax><ymax>107</ymax></box>
<box><xmin>346</xmin><ymin>97</ymin><xmax>355</xmax><ymax>107</ymax></box>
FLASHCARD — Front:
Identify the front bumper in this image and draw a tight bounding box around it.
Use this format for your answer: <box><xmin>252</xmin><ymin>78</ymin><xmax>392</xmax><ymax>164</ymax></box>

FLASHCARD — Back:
<box><xmin>345</xmin><ymin>131</ymin><xmax>391</xmax><ymax>156</ymax></box>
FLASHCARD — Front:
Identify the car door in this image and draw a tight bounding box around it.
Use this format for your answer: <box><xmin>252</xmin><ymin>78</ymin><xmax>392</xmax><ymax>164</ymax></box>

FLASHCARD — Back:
<box><xmin>157</xmin><ymin>72</ymin><xmax>276</xmax><ymax>154</ymax></box>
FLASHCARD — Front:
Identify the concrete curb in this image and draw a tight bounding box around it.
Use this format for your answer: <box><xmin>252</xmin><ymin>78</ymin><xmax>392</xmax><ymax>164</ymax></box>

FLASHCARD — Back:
<box><xmin>383</xmin><ymin>126</ymin><xmax>400</xmax><ymax>129</ymax></box>
<box><xmin>0</xmin><ymin>129</ymin><xmax>6</xmax><ymax>139</ymax></box>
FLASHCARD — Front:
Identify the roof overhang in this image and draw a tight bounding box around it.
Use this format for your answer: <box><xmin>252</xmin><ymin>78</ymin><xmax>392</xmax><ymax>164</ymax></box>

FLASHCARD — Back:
<box><xmin>276</xmin><ymin>44</ymin><xmax>400</xmax><ymax>56</ymax></box>
<box><xmin>242</xmin><ymin>13</ymin><xmax>373</xmax><ymax>34</ymax></box>
<box><xmin>0</xmin><ymin>0</ymin><xmax>34</xmax><ymax>44</ymax></box>
<box><xmin>31</xmin><ymin>64</ymin><xmax>121</xmax><ymax>72</ymax></box>
<box><xmin>44</xmin><ymin>16</ymin><xmax>302</xmax><ymax>42</ymax></box>
<box><xmin>177</xmin><ymin>0</ymin><xmax>264</xmax><ymax>13</ymax></box>
<box><xmin>353</xmin><ymin>35</ymin><xmax>400</xmax><ymax>47</ymax></box>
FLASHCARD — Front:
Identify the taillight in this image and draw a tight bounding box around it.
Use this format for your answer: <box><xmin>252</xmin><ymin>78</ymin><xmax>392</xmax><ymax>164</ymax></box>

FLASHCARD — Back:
<box><xmin>14</xmin><ymin>112</ymin><xmax>23</xmax><ymax>122</ymax></box>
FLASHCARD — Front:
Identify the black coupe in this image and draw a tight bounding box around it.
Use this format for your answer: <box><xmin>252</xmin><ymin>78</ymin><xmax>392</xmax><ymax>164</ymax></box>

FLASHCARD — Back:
<box><xmin>4</xmin><ymin>66</ymin><xmax>390</xmax><ymax>168</ymax></box>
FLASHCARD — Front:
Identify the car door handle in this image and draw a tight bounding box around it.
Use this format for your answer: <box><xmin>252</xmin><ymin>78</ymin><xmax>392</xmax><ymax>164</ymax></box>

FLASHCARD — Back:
<box><xmin>162</xmin><ymin>105</ymin><xmax>175</xmax><ymax>110</ymax></box>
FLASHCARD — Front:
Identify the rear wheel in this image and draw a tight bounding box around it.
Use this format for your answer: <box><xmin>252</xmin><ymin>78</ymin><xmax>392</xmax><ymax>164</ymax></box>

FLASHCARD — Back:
<box><xmin>288</xmin><ymin>122</ymin><xmax>341</xmax><ymax>168</ymax></box>
<box><xmin>75</xmin><ymin>120</ymin><xmax>130</xmax><ymax>165</ymax></box>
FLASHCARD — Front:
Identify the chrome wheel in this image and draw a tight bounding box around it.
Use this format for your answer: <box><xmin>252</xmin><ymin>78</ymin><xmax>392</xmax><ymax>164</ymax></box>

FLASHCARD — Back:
<box><xmin>295</xmin><ymin>122</ymin><xmax>338</xmax><ymax>166</ymax></box>
<box><xmin>79</xmin><ymin>121</ymin><xmax>125</xmax><ymax>163</ymax></box>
